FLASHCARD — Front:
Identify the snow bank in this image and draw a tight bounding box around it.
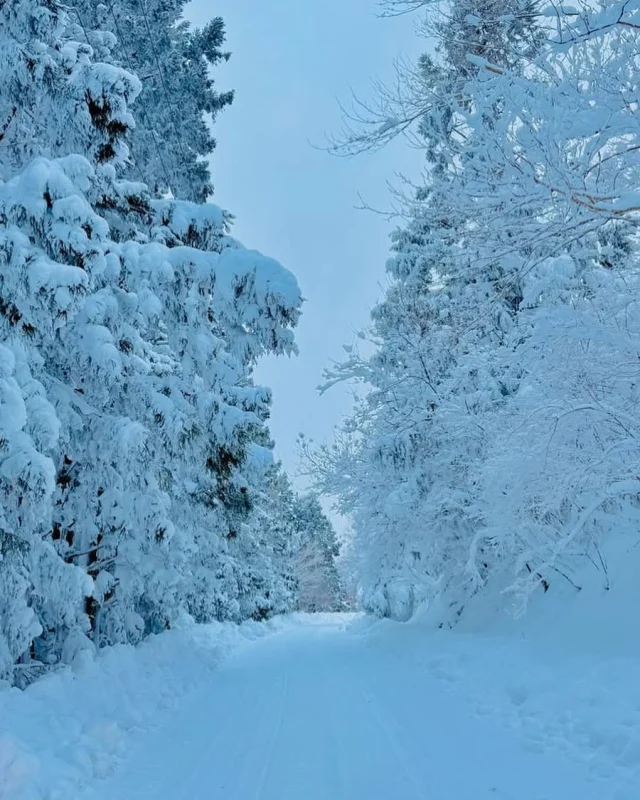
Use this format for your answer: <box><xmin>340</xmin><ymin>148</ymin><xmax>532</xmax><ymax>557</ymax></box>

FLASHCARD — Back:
<box><xmin>388</xmin><ymin>630</ymin><xmax>640</xmax><ymax>798</ymax></box>
<box><xmin>351</xmin><ymin>539</ymin><xmax>640</xmax><ymax>798</ymax></box>
<box><xmin>0</xmin><ymin>616</ymin><xmax>291</xmax><ymax>800</ymax></box>
<box><xmin>446</xmin><ymin>534</ymin><xmax>640</xmax><ymax>657</ymax></box>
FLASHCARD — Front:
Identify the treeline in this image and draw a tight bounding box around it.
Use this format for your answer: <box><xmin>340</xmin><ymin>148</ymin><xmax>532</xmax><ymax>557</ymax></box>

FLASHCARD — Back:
<box><xmin>0</xmin><ymin>0</ymin><xmax>341</xmax><ymax>686</ymax></box>
<box><xmin>308</xmin><ymin>0</ymin><xmax>640</xmax><ymax>622</ymax></box>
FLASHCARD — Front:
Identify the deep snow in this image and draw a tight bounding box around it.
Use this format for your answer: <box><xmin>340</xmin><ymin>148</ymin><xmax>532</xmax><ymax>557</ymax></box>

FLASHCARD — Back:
<box><xmin>0</xmin><ymin>616</ymin><xmax>293</xmax><ymax>800</ymax></box>
<box><xmin>3</xmin><ymin>598</ymin><xmax>640</xmax><ymax>799</ymax></box>
<box><xmin>75</xmin><ymin>615</ymin><xmax>629</xmax><ymax>800</ymax></box>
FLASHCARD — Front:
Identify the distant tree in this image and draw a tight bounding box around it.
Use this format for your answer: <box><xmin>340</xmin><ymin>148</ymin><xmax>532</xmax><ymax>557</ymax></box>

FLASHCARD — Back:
<box><xmin>290</xmin><ymin>494</ymin><xmax>344</xmax><ymax>613</ymax></box>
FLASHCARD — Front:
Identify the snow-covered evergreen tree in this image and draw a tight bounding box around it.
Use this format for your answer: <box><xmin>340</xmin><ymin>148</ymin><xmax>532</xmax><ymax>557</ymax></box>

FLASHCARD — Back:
<box><xmin>0</xmin><ymin>0</ymin><xmax>139</xmax><ymax>180</ymax></box>
<box><xmin>0</xmin><ymin>0</ymin><xmax>301</xmax><ymax>683</ymax></box>
<box><xmin>290</xmin><ymin>493</ymin><xmax>343</xmax><ymax>613</ymax></box>
<box><xmin>249</xmin><ymin>466</ymin><xmax>344</xmax><ymax>615</ymax></box>
<box><xmin>0</xmin><ymin>0</ymin><xmax>142</xmax><ymax>681</ymax></box>
<box><xmin>67</xmin><ymin>0</ymin><xmax>233</xmax><ymax>201</ymax></box>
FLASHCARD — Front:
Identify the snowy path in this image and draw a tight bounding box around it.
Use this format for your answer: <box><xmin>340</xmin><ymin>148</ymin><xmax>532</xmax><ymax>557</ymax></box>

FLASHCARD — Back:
<box><xmin>79</xmin><ymin>615</ymin><xmax>606</xmax><ymax>800</ymax></box>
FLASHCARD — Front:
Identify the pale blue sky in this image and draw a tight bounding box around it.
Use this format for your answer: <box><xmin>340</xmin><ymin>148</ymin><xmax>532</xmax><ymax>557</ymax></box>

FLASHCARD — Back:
<box><xmin>186</xmin><ymin>1</ymin><xmax>421</xmax><ymax>479</ymax></box>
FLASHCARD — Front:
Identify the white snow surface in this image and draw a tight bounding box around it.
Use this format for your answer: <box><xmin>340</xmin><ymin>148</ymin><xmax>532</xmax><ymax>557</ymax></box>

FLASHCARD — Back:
<box><xmin>3</xmin><ymin>600</ymin><xmax>640</xmax><ymax>799</ymax></box>
<box><xmin>0</xmin><ymin>616</ymin><xmax>292</xmax><ymax>800</ymax></box>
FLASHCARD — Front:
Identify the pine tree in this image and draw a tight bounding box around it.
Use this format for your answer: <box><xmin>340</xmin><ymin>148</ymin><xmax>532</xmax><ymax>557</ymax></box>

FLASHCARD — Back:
<box><xmin>0</xmin><ymin>0</ymin><xmax>135</xmax><ymax>679</ymax></box>
<box><xmin>0</xmin><ymin>0</ymin><xmax>301</xmax><ymax>682</ymax></box>
<box><xmin>67</xmin><ymin>0</ymin><xmax>233</xmax><ymax>201</ymax></box>
<box><xmin>249</xmin><ymin>467</ymin><xmax>344</xmax><ymax>616</ymax></box>
<box><xmin>290</xmin><ymin>493</ymin><xmax>344</xmax><ymax>613</ymax></box>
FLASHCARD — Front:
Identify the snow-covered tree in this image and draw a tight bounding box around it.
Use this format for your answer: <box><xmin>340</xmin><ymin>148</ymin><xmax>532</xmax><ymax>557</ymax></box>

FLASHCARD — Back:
<box><xmin>0</xmin><ymin>0</ymin><xmax>139</xmax><ymax>180</ymax></box>
<box><xmin>334</xmin><ymin>0</ymin><xmax>542</xmax><ymax>156</ymax></box>
<box><xmin>317</xmin><ymin>0</ymin><xmax>640</xmax><ymax>622</ymax></box>
<box><xmin>249</xmin><ymin>466</ymin><xmax>344</xmax><ymax>615</ymax></box>
<box><xmin>67</xmin><ymin>0</ymin><xmax>233</xmax><ymax>201</ymax></box>
<box><xmin>290</xmin><ymin>493</ymin><xmax>343</xmax><ymax>613</ymax></box>
<box><xmin>464</xmin><ymin>1</ymin><xmax>640</xmax><ymax>609</ymax></box>
<box><xmin>0</xmin><ymin>0</ymin><xmax>301</xmax><ymax>682</ymax></box>
<box><xmin>314</xmin><ymin>0</ymin><xmax>543</xmax><ymax>620</ymax></box>
<box><xmin>0</xmin><ymin>0</ymin><xmax>142</xmax><ymax>681</ymax></box>
<box><xmin>479</xmin><ymin>250</ymin><xmax>640</xmax><ymax>613</ymax></box>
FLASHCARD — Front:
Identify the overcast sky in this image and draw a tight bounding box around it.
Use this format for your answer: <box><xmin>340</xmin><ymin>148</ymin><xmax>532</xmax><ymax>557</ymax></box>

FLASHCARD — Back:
<box><xmin>186</xmin><ymin>1</ymin><xmax>421</xmax><ymax>481</ymax></box>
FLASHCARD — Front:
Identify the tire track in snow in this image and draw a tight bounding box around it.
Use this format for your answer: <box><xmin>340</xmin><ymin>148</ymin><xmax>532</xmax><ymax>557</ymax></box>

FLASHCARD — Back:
<box><xmin>225</xmin><ymin>676</ymin><xmax>286</xmax><ymax>800</ymax></box>
<box><xmin>75</xmin><ymin>618</ymin><xmax>606</xmax><ymax>800</ymax></box>
<box><xmin>325</xmin><ymin>672</ymin><xmax>350</xmax><ymax>800</ymax></box>
<box><xmin>251</xmin><ymin>669</ymin><xmax>291</xmax><ymax>800</ymax></box>
<box><xmin>174</xmin><ymin>681</ymin><xmax>255</xmax><ymax>800</ymax></box>
<box><xmin>358</xmin><ymin>678</ymin><xmax>432</xmax><ymax>799</ymax></box>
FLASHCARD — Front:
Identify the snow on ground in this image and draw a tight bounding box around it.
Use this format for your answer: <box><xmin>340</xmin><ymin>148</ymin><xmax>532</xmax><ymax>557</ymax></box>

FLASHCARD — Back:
<box><xmin>3</xmin><ymin>554</ymin><xmax>640</xmax><ymax>800</ymax></box>
<box><xmin>351</xmin><ymin>539</ymin><xmax>640</xmax><ymax>799</ymax></box>
<box><xmin>70</xmin><ymin>612</ymin><xmax>624</xmax><ymax>800</ymax></box>
<box><xmin>0</xmin><ymin>615</ymin><xmax>295</xmax><ymax>800</ymax></box>
<box><xmin>353</xmin><ymin>618</ymin><xmax>640</xmax><ymax>799</ymax></box>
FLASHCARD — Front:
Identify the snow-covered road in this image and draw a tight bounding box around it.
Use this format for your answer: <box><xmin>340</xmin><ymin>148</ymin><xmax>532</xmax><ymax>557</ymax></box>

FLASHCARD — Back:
<box><xmin>78</xmin><ymin>615</ymin><xmax>606</xmax><ymax>800</ymax></box>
